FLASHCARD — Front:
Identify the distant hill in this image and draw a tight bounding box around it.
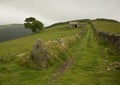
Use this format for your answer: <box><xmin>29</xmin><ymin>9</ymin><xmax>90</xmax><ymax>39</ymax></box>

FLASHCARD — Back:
<box><xmin>92</xmin><ymin>19</ymin><xmax>120</xmax><ymax>34</ymax></box>
<box><xmin>0</xmin><ymin>24</ymin><xmax>33</xmax><ymax>42</ymax></box>
<box><xmin>92</xmin><ymin>18</ymin><xmax>120</xmax><ymax>23</ymax></box>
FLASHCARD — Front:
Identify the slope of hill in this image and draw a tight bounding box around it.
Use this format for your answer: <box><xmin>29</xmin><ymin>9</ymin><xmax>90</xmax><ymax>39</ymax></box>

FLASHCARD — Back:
<box><xmin>92</xmin><ymin>19</ymin><xmax>120</xmax><ymax>34</ymax></box>
<box><xmin>0</xmin><ymin>24</ymin><xmax>33</xmax><ymax>42</ymax></box>
<box><xmin>0</xmin><ymin>22</ymin><xmax>84</xmax><ymax>85</ymax></box>
<box><xmin>0</xmin><ymin>19</ymin><xmax>120</xmax><ymax>85</ymax></box>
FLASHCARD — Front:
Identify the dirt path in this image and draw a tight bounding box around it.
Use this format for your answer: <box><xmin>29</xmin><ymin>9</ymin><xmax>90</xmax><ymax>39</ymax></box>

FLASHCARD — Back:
<box><xmin>47</xmin><ymin>56</ymin><xmax>74</xmax><ymax>85</ymax></box>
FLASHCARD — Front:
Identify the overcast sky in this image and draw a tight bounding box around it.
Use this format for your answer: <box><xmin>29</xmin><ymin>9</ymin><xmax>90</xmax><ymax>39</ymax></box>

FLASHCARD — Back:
<box><xmin>0</xmin><ymin>0</ymin><xmax>120</xmax><ymax>26</ymax></box>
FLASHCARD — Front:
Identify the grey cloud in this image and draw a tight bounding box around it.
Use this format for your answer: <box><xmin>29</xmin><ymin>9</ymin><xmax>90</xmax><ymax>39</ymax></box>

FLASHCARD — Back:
<box><xmin>0</xmin><ymin>0</ymin><xmax>120</xmax><ymax>25</ymax></box>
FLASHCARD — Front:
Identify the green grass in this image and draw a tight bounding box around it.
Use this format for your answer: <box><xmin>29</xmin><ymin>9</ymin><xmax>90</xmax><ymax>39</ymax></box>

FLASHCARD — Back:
<box><xmin>53</xmin><ymin>24</ymin><xmax>120</xmax><ymax>85</ymax></box>
<box><xmin>0</xmin><ymin>24</ymin><xmax>81</xmax><ymax>59</ymax></box>
<box><xmin>0</xmin><ymin>24</ymin><xmax>82</xmax><ymax>85</ymax></box>
<box><xmin>93</xmin><ymin>21</ymin><xmax>120</xmax><ymax>34</ymax></box>
<box><xmin>0</xmin><ymin>20</ymin><xmax>120</xmax><ymax>85</ymax></box>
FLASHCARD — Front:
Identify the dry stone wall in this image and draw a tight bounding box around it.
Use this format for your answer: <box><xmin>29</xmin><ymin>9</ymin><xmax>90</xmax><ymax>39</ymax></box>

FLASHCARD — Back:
<box><xmin>90</xmin><ymin>21</ymin><xmax>120</xmax><ymax>50</ymax></box>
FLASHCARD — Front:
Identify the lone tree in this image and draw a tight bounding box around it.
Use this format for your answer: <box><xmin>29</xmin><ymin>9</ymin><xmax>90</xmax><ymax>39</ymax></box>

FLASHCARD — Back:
<box><xmin>24</xmin><ymin>17</ymin><xmax>44</xmax><ymax>32</ymax></box>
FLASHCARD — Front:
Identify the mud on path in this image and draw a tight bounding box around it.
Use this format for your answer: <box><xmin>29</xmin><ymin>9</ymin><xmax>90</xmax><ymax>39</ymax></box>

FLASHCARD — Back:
<box><xmin>47</xmin><ymin>56</ymin><xmax>74</xmax><ymax>85</ymax></box>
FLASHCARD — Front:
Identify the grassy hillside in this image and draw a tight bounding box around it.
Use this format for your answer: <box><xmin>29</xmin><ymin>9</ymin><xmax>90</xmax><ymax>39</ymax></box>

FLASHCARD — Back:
<box><xmin>0</xmin><ymin>24</ymin><xmax>32</xmax><ymax>42</ymax></box>
<box><xmin>0</xmin><ymin>23</ymin><xmax>83</xmax><ymax>85</ymax></box>
<box><xmin>46</xmin><ymin>19</ymin><xmax>89</xmax><ymax>28</ymax></box>
<box><xmin>0</xmin><ymin>20</ymin><xmax>120</xmax><ymax>85</ymax></box>
<box><xmin>93</xmin><ymin>20</ymin><xmax>120</xmax><ymax>34</ymax></box>
<box><xmin>0</xmin><ymin>24</ymin><xmax>81</xmax><ymax>59</ymax></box>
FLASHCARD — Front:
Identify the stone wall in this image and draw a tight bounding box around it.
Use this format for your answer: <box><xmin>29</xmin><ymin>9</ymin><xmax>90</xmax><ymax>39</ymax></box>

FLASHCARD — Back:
<box><xmin>89</xmin><ymin>21</ymin><xmax>120</xmax><ymax>50</ymax></box>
